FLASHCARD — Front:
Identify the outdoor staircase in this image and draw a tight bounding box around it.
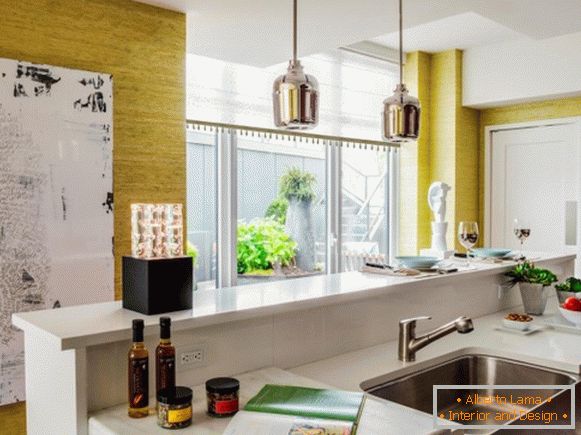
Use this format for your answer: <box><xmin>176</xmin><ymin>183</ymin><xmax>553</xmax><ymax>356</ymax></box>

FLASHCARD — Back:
<box><xmin>342</xmin><ymin>198</ymin><xmax>370</xmax><ymax>242</ymax></box>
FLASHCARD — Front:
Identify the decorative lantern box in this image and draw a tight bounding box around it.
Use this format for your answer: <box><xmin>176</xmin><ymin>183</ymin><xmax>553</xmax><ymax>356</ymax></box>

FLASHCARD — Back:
<box><xmin>122</xmin><ymin>204</ymin><xmax>193</xmax><ymax>315</ymax></box>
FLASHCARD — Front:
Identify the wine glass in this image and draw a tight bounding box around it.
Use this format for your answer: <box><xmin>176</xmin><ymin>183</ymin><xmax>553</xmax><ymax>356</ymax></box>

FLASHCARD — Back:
<box><xmin>458</xmin><ymin>222</ymin><xmax>479</xmax><ymax>268</ymax></box>
<box><xmin>513</xmin><ymin>218</ymin><xmax>531</xmax><ymax>260</ymax></box>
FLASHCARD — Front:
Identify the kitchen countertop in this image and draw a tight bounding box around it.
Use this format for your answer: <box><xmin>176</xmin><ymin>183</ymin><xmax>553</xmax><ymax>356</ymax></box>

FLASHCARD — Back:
<box><xmin>89</xmin><ymin>367</ymin><xmax>448</xmax><ymax>435</ymax></box>
<box><xmin>89</xmin><ymin>298</ymin><xmax>580</xmax><ymax>435</ymax></box>
<box><xmin>12</xmin><ymin>252</ymin><xmax>574</xmax><ymax>351</ymax></box>
<box><xmin>291</xmin><ymin>298</ymin><xmax>581</xmax><ymax>390</ymax></box>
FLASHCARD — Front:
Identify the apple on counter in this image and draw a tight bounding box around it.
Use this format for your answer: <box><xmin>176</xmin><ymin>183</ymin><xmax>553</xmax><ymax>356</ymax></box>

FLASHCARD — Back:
<box><xmin>562</xmin><ymin>296</ymin><xmax>581</xmax><ymax>312</ymax></box>
<box><xmin>559</xmin><ymin>296</ymin><xmax>581</xmax><ymax>326</ymax></box>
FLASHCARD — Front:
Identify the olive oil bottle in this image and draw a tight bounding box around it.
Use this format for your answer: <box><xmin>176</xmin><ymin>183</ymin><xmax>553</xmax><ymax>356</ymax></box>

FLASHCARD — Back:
<box><xmin>128</xmin><ymin>319</ymin><xmax>149</xmax><ymax>418</ymax></box>
<box><xmin>156</xmin><ymin>317</ymin><xmax>176</xmax><ymax>395</ymax></box>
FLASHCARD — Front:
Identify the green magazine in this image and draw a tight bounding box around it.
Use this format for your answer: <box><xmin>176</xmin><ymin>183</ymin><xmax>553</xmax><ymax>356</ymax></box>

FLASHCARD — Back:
<box><xmin>244</xmin><ymin>384</ymin><xmax>365</xmax><ymax>423</ymax></box>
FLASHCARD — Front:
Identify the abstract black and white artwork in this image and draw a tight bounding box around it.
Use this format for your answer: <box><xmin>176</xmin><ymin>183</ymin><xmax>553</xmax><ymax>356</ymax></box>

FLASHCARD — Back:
<box><xmin>0</xmin><ymin>58</ymin><xmax>114</xmax><ymax>405</ymax></box>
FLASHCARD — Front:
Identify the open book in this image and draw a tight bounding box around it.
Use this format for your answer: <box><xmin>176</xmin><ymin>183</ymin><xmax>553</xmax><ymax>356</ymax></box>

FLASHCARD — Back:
<box><xmin>224</xmin><ymin>384</ymin><xmax>365</xmax><ymax>435</ymax></box>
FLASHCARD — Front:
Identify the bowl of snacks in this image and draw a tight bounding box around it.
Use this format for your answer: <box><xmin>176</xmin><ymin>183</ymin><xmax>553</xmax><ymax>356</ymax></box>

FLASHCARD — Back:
<box><xmin>503</xmin><ymin>313</ymin><xmax>534</xmax><ymax>331</ymax></box>
<box><xmin>558</xmin><ymin>296</ymin><xmax>581</xmax><ymax>326</ymax></box>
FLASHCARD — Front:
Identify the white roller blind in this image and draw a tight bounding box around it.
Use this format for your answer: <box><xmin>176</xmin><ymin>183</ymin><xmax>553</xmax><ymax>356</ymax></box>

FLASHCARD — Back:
<box><xmin>186</xmin><ymin>49</ymin><xmax>399</xmax><ymax>143</ymax></box>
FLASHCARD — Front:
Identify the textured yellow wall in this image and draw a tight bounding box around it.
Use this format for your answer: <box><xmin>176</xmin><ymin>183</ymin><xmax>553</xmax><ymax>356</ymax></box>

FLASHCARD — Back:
<box><xmin>429</xmin><ymin>50</ymin><xmax>479</xmax><ymax>250</ymax></box>
<box><xmin>453</xmin><ymin>52</ymin><xmax>480</xmax><ymax>249</ymax></box>
<box><xmin>399</xmin><ymin>52</ymin><xmax>432</xmax><ymax>255</ymax></box>
<box><xmin>479</xmin><ymin>96</ymin><xmax>581</xmax><ymax>240</ymax></box>
<box><xmin>429</xmin><ymin>51</ymin><xmax>457</xmax><ymax>248</ymax></box>
<box><xmin>0</xmin><ymin>0</ymin><xmax>186</xmax><ymax>431</ymax></box>
<box><xmin>400</xmin><ymin>50</ymin><xmax>480</xmax><ymax>254</ymax></box>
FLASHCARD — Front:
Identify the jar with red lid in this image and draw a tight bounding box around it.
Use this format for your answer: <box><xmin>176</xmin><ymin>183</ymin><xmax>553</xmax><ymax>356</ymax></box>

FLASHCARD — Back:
<box><xmin>206</xmin><ymin>377</ymin><xmax>239</xmax><ymax>417</ymax></box>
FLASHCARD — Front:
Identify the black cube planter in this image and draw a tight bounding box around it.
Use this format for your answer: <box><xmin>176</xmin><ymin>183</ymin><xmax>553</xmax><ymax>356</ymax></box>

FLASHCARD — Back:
<box><xmin>122</xmin><ymin>256</ymin><xmax>193</xmax><ymax>315</ymax></box>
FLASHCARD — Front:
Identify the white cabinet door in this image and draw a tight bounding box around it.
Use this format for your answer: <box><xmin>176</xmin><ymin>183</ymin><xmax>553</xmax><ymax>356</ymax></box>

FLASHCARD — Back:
<box><xmin>490</xmin><ymin>122</ymin><xmax>581</xmax><ymax>273</ymax></box>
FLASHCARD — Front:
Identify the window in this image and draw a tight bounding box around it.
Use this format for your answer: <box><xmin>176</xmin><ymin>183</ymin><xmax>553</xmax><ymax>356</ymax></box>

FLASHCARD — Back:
<box><xmin>186</xmin><ymin>128</ymin><xmax>217</xmax><ymax>290</ymax></box>
<box><xmin>237</xmin><ymin>134</ymin><xmax>326</xmax><ymax>286</ymax></box>
<box><xmin>341</xmin><ymin>147</ymin><xmax>392</xmax><ymax>272</ymax></box>
<box><xmin>186</xmin><ymin>123</ymin><xmax>398</xmax><ymax>290</ymax></box>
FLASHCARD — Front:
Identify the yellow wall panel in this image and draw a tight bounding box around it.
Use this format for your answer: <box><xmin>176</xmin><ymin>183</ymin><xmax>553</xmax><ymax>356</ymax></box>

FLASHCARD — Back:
<box><xmin>401</xmin><ymin>49</ymin><xmax>480</xmax><ymax>253</ymax></box>
<box><xmin>431</xmin><ymin>50</ymin><xmax>479</xmax><ymax>250</ymax></box>
<box><xmin>399</xmin><ymin>52</ymin><xmax>431</xmax><ymax>254</ymax></box>
<box><xmin>429</xmin><ymin>51</ymin><xmax>457</xmax><ymax>248</ymax></box>
<box><xmin>454</xmin><ymin>52</ymin><xmax>480</xmax><ymax>248</ymax></box>
<box><xmin>0</xmin><ymin>0</ymin><xmax>185</xmax><ymax>430</ymax></box>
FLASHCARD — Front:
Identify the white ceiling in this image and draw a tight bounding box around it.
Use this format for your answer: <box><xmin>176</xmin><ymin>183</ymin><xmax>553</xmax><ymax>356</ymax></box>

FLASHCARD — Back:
<box><xmin>372</xmin><ymin>12</ymin><xmax>524</xmax><ymax>53</ymax></box>
<box><xmin>135</xmin><ymin>0</ymin><xmax>581</xmax><ymax>67</ymax></box>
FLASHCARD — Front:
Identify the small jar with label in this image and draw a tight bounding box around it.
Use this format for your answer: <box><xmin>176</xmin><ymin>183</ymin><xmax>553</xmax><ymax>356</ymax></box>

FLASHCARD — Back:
<box><xmin>157</xmin><ymin>386</ymin><xmax>193</xmax><ymax>429</ymax></box>
<box><xmin>206</xmin><ymin>377</ymin><xmax>240</xmax><ymax>417</ymax></box>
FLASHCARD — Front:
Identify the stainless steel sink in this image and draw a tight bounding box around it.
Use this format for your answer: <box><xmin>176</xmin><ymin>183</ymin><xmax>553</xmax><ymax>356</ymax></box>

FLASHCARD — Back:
<box><xmin>361</xmin><ymin>354</ymin><xmax>578</xmax><ymax>428</ymax></box>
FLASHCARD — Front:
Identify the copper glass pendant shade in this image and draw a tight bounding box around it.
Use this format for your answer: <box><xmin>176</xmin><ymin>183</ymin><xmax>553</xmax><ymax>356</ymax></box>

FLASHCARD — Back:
<box><xmin>273</xmin><ymin>0</ymin><xmax>319</xmax><ymax>130</ymax></box>
<box><xmin>382</xmin><ymin>0</ymin><xmax>420</xmax><ymax>142</ymax></box>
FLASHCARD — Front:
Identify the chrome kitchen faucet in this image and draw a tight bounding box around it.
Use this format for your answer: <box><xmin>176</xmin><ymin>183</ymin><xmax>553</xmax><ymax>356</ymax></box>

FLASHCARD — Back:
<box><xmin>398</xmin><ymin>316</ymin><xmax>474</xmax><ymax>362</ymax></box>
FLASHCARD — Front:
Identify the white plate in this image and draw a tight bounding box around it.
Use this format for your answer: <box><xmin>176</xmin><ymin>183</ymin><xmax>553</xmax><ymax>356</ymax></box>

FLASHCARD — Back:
<box><xmin>542</xmin><ymin>313</ymin><xmax>581</xmax><ymax>335</ymax></box>
<box><xmin>494</xmin><ymin>325</ymin><xmax>543</xmax><ymax>335</ymax></box>
<box><xmin>472</xmin><ymin>248</ymin><xmax>512</xmax><ymax>258</ymax></box>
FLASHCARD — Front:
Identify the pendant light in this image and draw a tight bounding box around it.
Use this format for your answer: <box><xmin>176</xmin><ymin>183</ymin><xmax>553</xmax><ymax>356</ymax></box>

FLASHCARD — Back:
<box><xmin>273</xmin><ymin>0</ymin><xmax>319</xmax><ymax>130</ymax></box>
<box><xmin>382</xmin><ymin>0</ymin><xmax>420</xmax><ymax>142</ymax></box>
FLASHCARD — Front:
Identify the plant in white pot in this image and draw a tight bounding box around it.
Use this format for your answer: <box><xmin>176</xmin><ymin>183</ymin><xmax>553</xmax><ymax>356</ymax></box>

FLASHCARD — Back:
<box><xmin>555</xmin><ymin>277</ymin><xmax>581</xmax><ymax>304</ymax></box>
<box><xmin>505</xmin><ymin>262</ymin><xmax>558</xmax><ymax>315</ymax></box>
<box><xmin>279</xmin><ymin>168</ymin><xmax>317</xmax><ymax>272</ymax></box>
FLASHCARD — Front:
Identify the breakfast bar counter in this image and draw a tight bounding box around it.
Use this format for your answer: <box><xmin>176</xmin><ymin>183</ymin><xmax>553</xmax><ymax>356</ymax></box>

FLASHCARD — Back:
<box><xmin>12</xmin><ymin>252</ymin><xmax>576</xmax><ymax>435</ymax></box>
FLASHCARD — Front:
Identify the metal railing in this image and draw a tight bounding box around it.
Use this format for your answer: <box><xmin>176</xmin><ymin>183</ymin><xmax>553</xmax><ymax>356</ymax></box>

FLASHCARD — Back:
<box><xmin>342</xmin><ymin>160</ymin><xmax>387</xmax><ymax>243</ymax></box>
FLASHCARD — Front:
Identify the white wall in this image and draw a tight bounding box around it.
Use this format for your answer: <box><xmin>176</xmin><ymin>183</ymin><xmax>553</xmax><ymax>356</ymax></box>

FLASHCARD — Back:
<box><xmin>186</xmin><ymin>50</ymin><xmax>398</xmax><ymax>141</ymax></box>
<box><xmin>463</xmin><ymin>31</ymin><xmax>581</xmax><ymax>108</ymax></box>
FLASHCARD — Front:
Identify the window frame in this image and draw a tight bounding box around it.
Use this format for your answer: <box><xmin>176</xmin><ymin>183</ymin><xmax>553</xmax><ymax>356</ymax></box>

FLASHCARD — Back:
<box><xmin>186</xmin><ymin>123</ymin><xmax>399</xmax><ymax>289</ymax></box>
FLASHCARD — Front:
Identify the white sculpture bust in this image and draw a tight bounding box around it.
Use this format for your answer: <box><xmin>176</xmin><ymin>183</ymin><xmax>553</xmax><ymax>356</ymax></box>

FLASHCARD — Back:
<box><xmin>428</xmin><ymin>182</ymin><xmax>451</xmax><ymax>223</ymax></box>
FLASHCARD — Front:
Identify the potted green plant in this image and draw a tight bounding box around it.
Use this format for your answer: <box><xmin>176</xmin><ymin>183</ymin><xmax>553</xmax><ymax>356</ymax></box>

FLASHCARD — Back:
<box><xmin>505</xmin><ymin>262</ymin><xmax>558</xmax><ymax>315</ymax></box>
<box><xmin>279</xmin><ymin>168</ymin><xmax>317</xmax><ymax>272</ymax></box>
<box><xmin>265</xmin><ymin>196</ymin><xmax>288</xmax><ymax>224</ymax></box>
<box><xmin>237</xmin><ymin>218</ymin><xmax>297</xmax><ymax>279</ymax></box>
<box><xmin>555</xmin><ymin>277</ymin><xmax>581</xmax><ymax>304</ymax></box>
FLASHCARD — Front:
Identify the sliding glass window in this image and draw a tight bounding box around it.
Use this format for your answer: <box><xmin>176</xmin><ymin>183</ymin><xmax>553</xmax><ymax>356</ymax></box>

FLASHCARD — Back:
<box><xmin>186</xmin><ymin>122</ymin><xmax>398</xmax><ymax>290</ymax></box>
<box><xmin>341</xmin><ymin>147</ymin><xmax>393</xmax><ymax>272</ymax></box>
<box><xmin>237</xmin><ymin>133</ymin><xmax>326</xmax><ymax>286</ymax></box>
<box><xmin>186</xmin><ymin>128</ymin><xmax>217</xmax><ymax>290</ymax></box>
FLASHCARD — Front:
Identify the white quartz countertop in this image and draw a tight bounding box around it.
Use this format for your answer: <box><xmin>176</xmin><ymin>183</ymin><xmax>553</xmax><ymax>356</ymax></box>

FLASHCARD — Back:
<box><xmin>90</xmin><ymin>299</ymin><xmax>581</xmax><ymax>435</ymax></box>
<box><xmin>12</xmin><ymin>252</ymin><xmax>574</xmax><ymax>350</ymax></box>
<box><xmin>89</xmin><ymin>367</ymin><xmax>446</xmax><ymax>435</ymax></box>
<box><xmin>291</xmin><ymin>298</ymin><xmax>581</xmax><ymax>390</ymax></box>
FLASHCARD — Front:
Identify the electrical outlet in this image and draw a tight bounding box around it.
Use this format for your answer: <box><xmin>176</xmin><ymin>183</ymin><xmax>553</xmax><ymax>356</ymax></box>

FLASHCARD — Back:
<box><xmin>178</xmin><ymin>344</ymin><xmax>207</xmax><ymax>370</ymax></box>
<box><xmin>181</xmin><ymin>349</ymin><xmax>203</xmax><ymax>364</ymax></box>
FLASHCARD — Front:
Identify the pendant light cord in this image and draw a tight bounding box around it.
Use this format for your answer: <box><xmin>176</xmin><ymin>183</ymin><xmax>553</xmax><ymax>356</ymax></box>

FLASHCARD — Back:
<box><xmin>293</xmin><ymin>0</ymin><xmax>298</xmax><ymax>63</ymax></box>
<box><xmin>399</xmin><ymin>0</ymin><xmax>403</xmax><ymax>85</ymax></box>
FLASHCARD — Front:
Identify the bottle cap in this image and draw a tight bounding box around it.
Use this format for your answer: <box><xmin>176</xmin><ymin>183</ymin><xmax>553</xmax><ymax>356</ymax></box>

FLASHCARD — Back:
<box><xmin>132</xmin><ymin>319</ymin><xmax>144</xmax><ymax>342</ymax></box>
<box><xmin>160</xmin><ymin>317</ymin><xmax>171</xmax><ymax>339</ymax></box>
